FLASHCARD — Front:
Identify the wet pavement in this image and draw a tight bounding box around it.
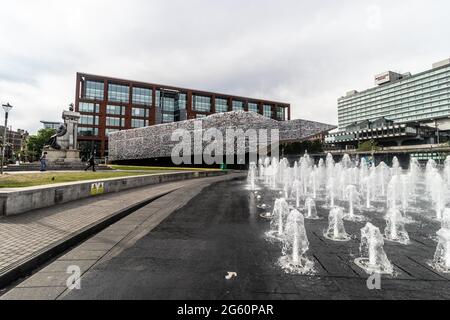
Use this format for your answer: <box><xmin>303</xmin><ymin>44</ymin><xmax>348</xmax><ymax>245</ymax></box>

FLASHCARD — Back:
<box><xmin>62</xmin><ymin>179</ymin><xmax>450</xmax><ymax>300</ymax></box>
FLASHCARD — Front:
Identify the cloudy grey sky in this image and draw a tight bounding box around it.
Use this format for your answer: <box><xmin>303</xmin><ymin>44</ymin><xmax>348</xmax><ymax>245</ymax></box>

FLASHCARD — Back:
<box><xmin>1</xmin><ymin>0</ymin><xmax>450</xmax><ymax>133</ymax></box>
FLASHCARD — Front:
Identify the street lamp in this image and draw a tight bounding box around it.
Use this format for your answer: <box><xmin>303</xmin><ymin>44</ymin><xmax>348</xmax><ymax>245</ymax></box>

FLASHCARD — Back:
<box><xmin>1</xmin><ymin>103</ymin><xmax>13</xmax><ymax>174</ymax></box>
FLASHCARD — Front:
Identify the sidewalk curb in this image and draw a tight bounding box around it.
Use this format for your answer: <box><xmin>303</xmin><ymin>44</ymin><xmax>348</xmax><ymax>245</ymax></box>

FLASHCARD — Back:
<box><xmin>0</xmin><ymin>188</ymin><xmax>177</xmax><ymax>290</ymax></box>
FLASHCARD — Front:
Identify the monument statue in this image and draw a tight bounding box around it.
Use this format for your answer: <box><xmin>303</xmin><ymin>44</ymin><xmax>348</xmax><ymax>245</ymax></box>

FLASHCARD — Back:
<box><xmin>43</xmin><ymin>105</ymin><xmax>82</xmax><ymax>165</ymax></box>
<box><xmin>46</xmin><ymin>124</ymin><xmax>67</xmax><ymax>150</ymax></box>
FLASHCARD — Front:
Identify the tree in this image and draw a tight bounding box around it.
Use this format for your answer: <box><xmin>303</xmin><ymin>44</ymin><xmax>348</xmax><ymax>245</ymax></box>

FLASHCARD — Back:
<box><xmin>358</xmin><ymin>140</ymin><xmax>380</xmax><ymax>152</ymax></box>
<box><xmin>26</xmin><ymin>128</ymin><xmax>56</xmax><ymax>161</ymax></box>
<box><xmin>281</xmin><ymin>140</ymin><xmax>324</xmax><ymax>155</ymax></box>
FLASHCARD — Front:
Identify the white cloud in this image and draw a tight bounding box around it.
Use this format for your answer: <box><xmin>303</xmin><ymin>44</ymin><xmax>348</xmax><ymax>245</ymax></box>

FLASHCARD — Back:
<box><xmin>1</xmin><ymin>0</ymin><xmax>450</xmax><ymax>133</ymax></box>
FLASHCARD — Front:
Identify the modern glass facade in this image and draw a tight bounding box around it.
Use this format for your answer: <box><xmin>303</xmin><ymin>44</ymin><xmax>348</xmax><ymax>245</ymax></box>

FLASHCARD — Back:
<box><xmin>106</xmin><ymin>105</ymin><xmax>124</xmax><ymax>115</ymax></box>
<box><xmin>108</xmin><ymin>83</ymin><xmax>129</xmax><ymax>103</ymax></box>
<box><xmin>78</xmin><ymin>127</ymin><xmax>98</xmax><ymax>136</ymax></box>
<box><xmin>277</xmin><ymin>107</ymin><xmax>285</xmax><ymax>120</ymax></box>
<box><xmin>232</xmin><ymin>100</ymin><xmax>244</xmax><ymax>111</ymax></box>
<box><xmin>215</xmin><ymin>98</ymin><xmax>228</xmax><ymax>113</ymax></box>
<box><xmin>179</xmin><ymin>93</ymin><xmax>187</xmax><ymax>109</ymax></box>
<box><xmin>105</xmin><ymin>128</ymin><xmax>120</xmax><ymax>136</ymax></box>
<box><xmin>131</xmin><ymin>119</ymin><xmax>148</xmax><ymax>128</ymax></box>
<box><xmin>263</xmin><ymin>105</ymin><xmax>273</xmax><ymax>118</ymax></box>
<box><xmin>338</xmin><ymin>62</ymin><xmax>450</xmax><ymax>129</ymax></box>
<box><xmin>132</xmin><ymin>87</ymin><xmax>152</xmax><ymax>106</ymax></box>
<box><xmin>79</xmin><ymin>102</ymin><xmax>99</xmax><ymax>113</ymax></box>
<box><xmin>84</xmin><ymin>81</ymin><xmax>104</xmax><ymax>100</ymax></box>
<box><xmin>193</xmin><ymin>95</ymin><xmax>211</xmax><ymax>112</ymax></box>
<box><xmin>248</xmin><ymin>102</ymin><xmax>259</xmax><ymax>113</ymax></box>
<box><xmin>80</xmin><ymin>115</ymin><xmax>99</xmax><ymax>125</ymax></box>
<box><xmin>132</xmin><ymin>107</ymin><xmax>148</xmax><ymax>117</ymax></box>
<box><xmin>106</xmin><ymin>117</ymin><xmax>125</xmax><ymax>127</ymax></box>
<box><xmin>76</xmin><ymin>72</ymin><xmax>290</xmax><ymax>157</ymax></box>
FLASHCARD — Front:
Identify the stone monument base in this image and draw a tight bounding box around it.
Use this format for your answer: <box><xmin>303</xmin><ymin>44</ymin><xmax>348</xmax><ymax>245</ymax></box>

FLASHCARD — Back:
<box><xmin>44</xmin><ymin>148</ymin><xmax>82</xmax><ymax>165</ymax></box>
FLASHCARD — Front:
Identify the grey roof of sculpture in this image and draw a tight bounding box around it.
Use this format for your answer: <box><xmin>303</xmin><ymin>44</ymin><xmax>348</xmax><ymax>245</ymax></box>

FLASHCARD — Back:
<box><xmin>108</xmin><ymin>111</ymin><xmax>336</xmax><ymax>161</ymax></box>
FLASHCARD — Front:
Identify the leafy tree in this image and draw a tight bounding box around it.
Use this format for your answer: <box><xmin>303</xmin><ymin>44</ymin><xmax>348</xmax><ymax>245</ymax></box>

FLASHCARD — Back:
<box><xmin>358</xmin><ymin>140</ymin><xmax>380</xmax><ymax>152</ymax></box>
<box><xmin>26</xmin><ymin>128</ymin><xmax>56</xmax><ymax>161</ymax></box>
<box><xmin>281</xmin><ymin>140</ymin><xmax>324</xmax><ymax>155</ymax></box>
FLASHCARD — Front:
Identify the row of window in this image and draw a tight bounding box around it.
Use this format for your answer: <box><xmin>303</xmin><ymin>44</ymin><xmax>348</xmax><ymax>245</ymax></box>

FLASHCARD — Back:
<box><xmin>191</xmin><ymin>95</ymin><xmax>281</xmax><ymax>118</ymax></box>
<box><xmin>78</xmin><ymin>127</ymin><xmax>144</xmax><ymax>137</ymax></box>
<box><xmin>79</xmin><ymin>116</ymin><xmax>149</xmax><ymax>128</ymax></box>
<box><xmin>338</xmin><ymin>80</ymin><xmax>450</xmax><ymax>127</ymax></box>
<box><xmin>79</xmin><ymin>102</ymin><xmax>149</xmax><ymax>118</ymax></box>
<box><xmin>339</xmin><ymin>97</ymin><xmax>450</xmax><ymax>121</ymax></box>
<box><xmin>82</xmin><ymin>82</ymin><xmax>287</xmax><ymax>119</ymax></box>
<box><xmin>339</xmin><ymin>91</ymin><xmax>450</xmax><ymax>118</ymax></box>
<box><xmin>339</xmin><ymin>99</ymin><xmax>450</xmax><ymax>125</ymax></box>
<box><xmin>339</xmin><ymin>80</ymin><xmax>450</xmax><ymax>112</ymax></box>
<box><xmin>84</xmin><ymin>81</ymin><xmax>152</xmax><ymax>105</ymax></box>
<box><xmin>340</xmin><ymin>67</ymin><xmax>450</xmax><ymax>105</ymax></box>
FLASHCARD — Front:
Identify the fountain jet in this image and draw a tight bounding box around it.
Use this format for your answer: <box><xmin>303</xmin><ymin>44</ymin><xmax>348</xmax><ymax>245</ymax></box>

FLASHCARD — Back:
<box><xmin>266</xmin><ymin>198</ymin><xmax>290</xmax><ymax>241</ymax></box>
<box><xmin>433</xmin><ymin>209</ymin><xmax>450</xmax><ymax>273</ymax></box>
<box><xmin>384</xmin><ymin>208</ymin><xmax>410</xmax><ymax>244</ymax></box>
<box><xmin>354</xmin><ymin>223</ymin><xmax>394</xmax><ymax>275</ymax></box>
<box><xmin>324</xmin><ymin>207</ymin><xmax>351</xmax><ymax>241</ymax></box>
<box><xmin>278</xmin><ymin>209</ymin><xmax>315</xmax><ymax>274</ymax></box>
<box><xmin>304</xmin><ymin>198</ymin><xmax>320</xmax><ymax>220</ymax></box>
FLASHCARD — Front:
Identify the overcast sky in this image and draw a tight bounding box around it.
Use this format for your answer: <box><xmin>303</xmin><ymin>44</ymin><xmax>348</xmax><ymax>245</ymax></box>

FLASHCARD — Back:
<box><xmin>1</xmin><ymin>0</ymin><xmax>450</xmax><ymax>133</ymax></box>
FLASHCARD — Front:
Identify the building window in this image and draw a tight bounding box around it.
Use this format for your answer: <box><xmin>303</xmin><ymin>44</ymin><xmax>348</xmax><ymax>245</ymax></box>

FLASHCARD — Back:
<box><xmin>106</xmin><ymin>117</ymin><xmax>124</xmax><ymax>127</ymax></box>
<box><xmin>132</xmin><ymin>87</ymin><xmax>152</xmax><ymax>106</ymax></box>
<box><xmin>108</xmin><ymin>83</ymin><xmax>129</xmax><ymax>103</ymax></box>
<box><xmin>277</xmin><ymin>107</ymin><xmax>285</xmax><ymax>120</ymax></box>
<box><xmin>162</xmin><ymin>114</ymin><xmax>174</xmax><ymax>123</ymax></box>
<box><xmin>106</xmin><ymin>105</ymin><xmax>124</xmax><ymax>115</ymax></box>
<box><xmin>78</xmin><ymin>127</ymin><xmax>98</xmax><ymax>136</ymax></box>
<box><xmin>84</xmin><ymin>81</ymin><xmax>104</xmax><ymax>100</ymax></box>
<box><xmin>196</xmin><ymin>114</ymin><xmax>207</xmax><ymax>119</ymax></box>
<box><xmin>132</xmin><ymin>108</ymin><xmax>148</xmax><ymax>117</ymax></box>
<box><xmin>105</xmin><ymin>128</ymin><xmax>120</xmax><ymax>136</ymax></box>
<box><xmin>155</xmin><ymin>90</ymin><xmax>161</xmax><ymax>107</ymax></box>
<box><xmin>193</xmin><ymin>95</ymin><xmax>211</xmax><ymax>112</ymax></box>
<box><xmin>79</xmin><ymin>102</ymin><xmax>99</xmax><ymax>113</ymax></box>
<box><xmin>131</xmin><ymin>119</ymin><xmax>148</xmax><ymax>128</ymax></box>
<box><xmin>161</xmin><ymin>97</ymin><xmax>176</xmax><ymax>111</ymax></box>
<box><xmin>232</xmin><ymin>100</ymin><xmax>244</xmax><ymax>111</ymax></box>
<box><xmin>263</xmin><ymin>105</ymin><xmax>273</xmax><ymax>118</ymax></box>
<box><xmin>79</xmin><ymin>115</ymin><xmax>99</xmax><ymax>125</ymax></box>
<box><xmin>248</xmin><ymin>103</ymin><xmax>259</xmax><ymax>113</ymax></box>
<box><xmin>215</xmin><ymin>98</ymin><xmax>228</xmax><ymax>113</ymax></box>
<box><xmin>179</xmin><ymin>93</ymin><xmax>187</xmax><ymax>110</ymax></box>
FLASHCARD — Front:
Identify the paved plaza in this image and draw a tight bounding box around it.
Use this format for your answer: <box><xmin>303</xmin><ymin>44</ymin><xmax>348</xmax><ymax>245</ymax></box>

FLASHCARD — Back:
<box><xmin>3</xmin><ymin>177</ymin><xmax>448</xmax><ymax>300</ymax></box>
<box><xmin>0</xmin><ymin>173</ymin><xmax>240</xmax><ymax>297</ymax></box>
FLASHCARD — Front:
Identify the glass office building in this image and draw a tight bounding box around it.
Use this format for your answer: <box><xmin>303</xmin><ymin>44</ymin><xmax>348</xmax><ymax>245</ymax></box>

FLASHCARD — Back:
<box><xmin>326</xmin><ymin>59</ymin><xmax>450</xmax><ymax>149</ymax></box>
<box><xmin>338</xmin><ymin>59</ymin><xmax>450</xmax><ymax>129</ymax></box>
<box><xmin>75</xmin><ymin>72</ymin><xmax>291</xmax><ymax>157</ymax></box>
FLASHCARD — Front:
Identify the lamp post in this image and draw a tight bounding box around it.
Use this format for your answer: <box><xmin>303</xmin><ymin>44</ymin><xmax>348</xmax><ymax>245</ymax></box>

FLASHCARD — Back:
<box><xmin>1</xmin><ymin>103</ymin><xmax>13</xmax><ymax>174</ymax></box>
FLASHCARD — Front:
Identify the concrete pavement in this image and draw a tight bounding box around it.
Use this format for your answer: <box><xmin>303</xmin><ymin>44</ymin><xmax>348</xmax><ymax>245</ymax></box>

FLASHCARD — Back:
<box><xmin>0</xmin><ymin>172</ymin><xmax>241</xmax><ymax>294</ymax></box>
<box><xmin>25</xmin><ymin>178</ymin><xmax>450</xmax><ymax>300</ymax></box>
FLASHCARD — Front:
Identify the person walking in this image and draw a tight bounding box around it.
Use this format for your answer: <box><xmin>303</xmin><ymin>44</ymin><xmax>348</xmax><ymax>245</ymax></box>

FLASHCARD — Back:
<box><xmin>85</xmin><ymin>150</ymin><xmax>97</xmax><ymax>172</ymax></box>
<box><xmin>40</xmin><ymin>152</ymin><xmax>48</xmax><ymax>172</ymax></box>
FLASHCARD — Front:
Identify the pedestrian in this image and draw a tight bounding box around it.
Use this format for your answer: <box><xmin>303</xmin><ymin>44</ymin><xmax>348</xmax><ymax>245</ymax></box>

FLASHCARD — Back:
<box><xmin>85</xmin><ymin>150</ymin><xmax>97</xmax><ymax>172</ymax></box>
<box><xmin>40</xmin><ymin>152</ymin><xmax>48</xmax><ymax>172</ymax></box>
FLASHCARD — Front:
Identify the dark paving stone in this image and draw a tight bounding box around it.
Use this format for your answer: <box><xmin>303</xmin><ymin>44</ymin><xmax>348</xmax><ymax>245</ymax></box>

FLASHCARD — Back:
<box><xmin>63</xmin><ymin>179</ymin><xmax>450</xmax><ymax>300</ymax></box>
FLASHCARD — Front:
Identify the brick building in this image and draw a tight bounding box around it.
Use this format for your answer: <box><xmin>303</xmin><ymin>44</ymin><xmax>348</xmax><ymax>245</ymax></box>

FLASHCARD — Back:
<box><xmin>75</xmin><ymin>73</ymin><xmax>291</xmax><ymax>158</ymax></box>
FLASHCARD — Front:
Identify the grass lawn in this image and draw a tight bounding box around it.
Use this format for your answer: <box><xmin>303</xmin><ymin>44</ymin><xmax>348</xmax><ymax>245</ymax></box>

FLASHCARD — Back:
<box><xmin>0</xmin><ymin>171</ymin><xmax>165</xmax><ymax>188</ymax></box>
<box><xmin>109</xmin><ymin>165</ymin><xmax>220</xmax><ymax>172</ymax></box>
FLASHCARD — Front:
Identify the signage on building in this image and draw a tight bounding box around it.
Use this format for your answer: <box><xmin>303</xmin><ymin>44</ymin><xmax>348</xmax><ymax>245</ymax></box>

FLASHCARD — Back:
<box><xmin>375</xmin><ymin>72</ymin><xmax>391</xmax><ymax>85</ymax></box>
<box><xmin>90</xmin><ymin>182</ymin><xmax>105</xmax><ymax>196</ymax></box>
